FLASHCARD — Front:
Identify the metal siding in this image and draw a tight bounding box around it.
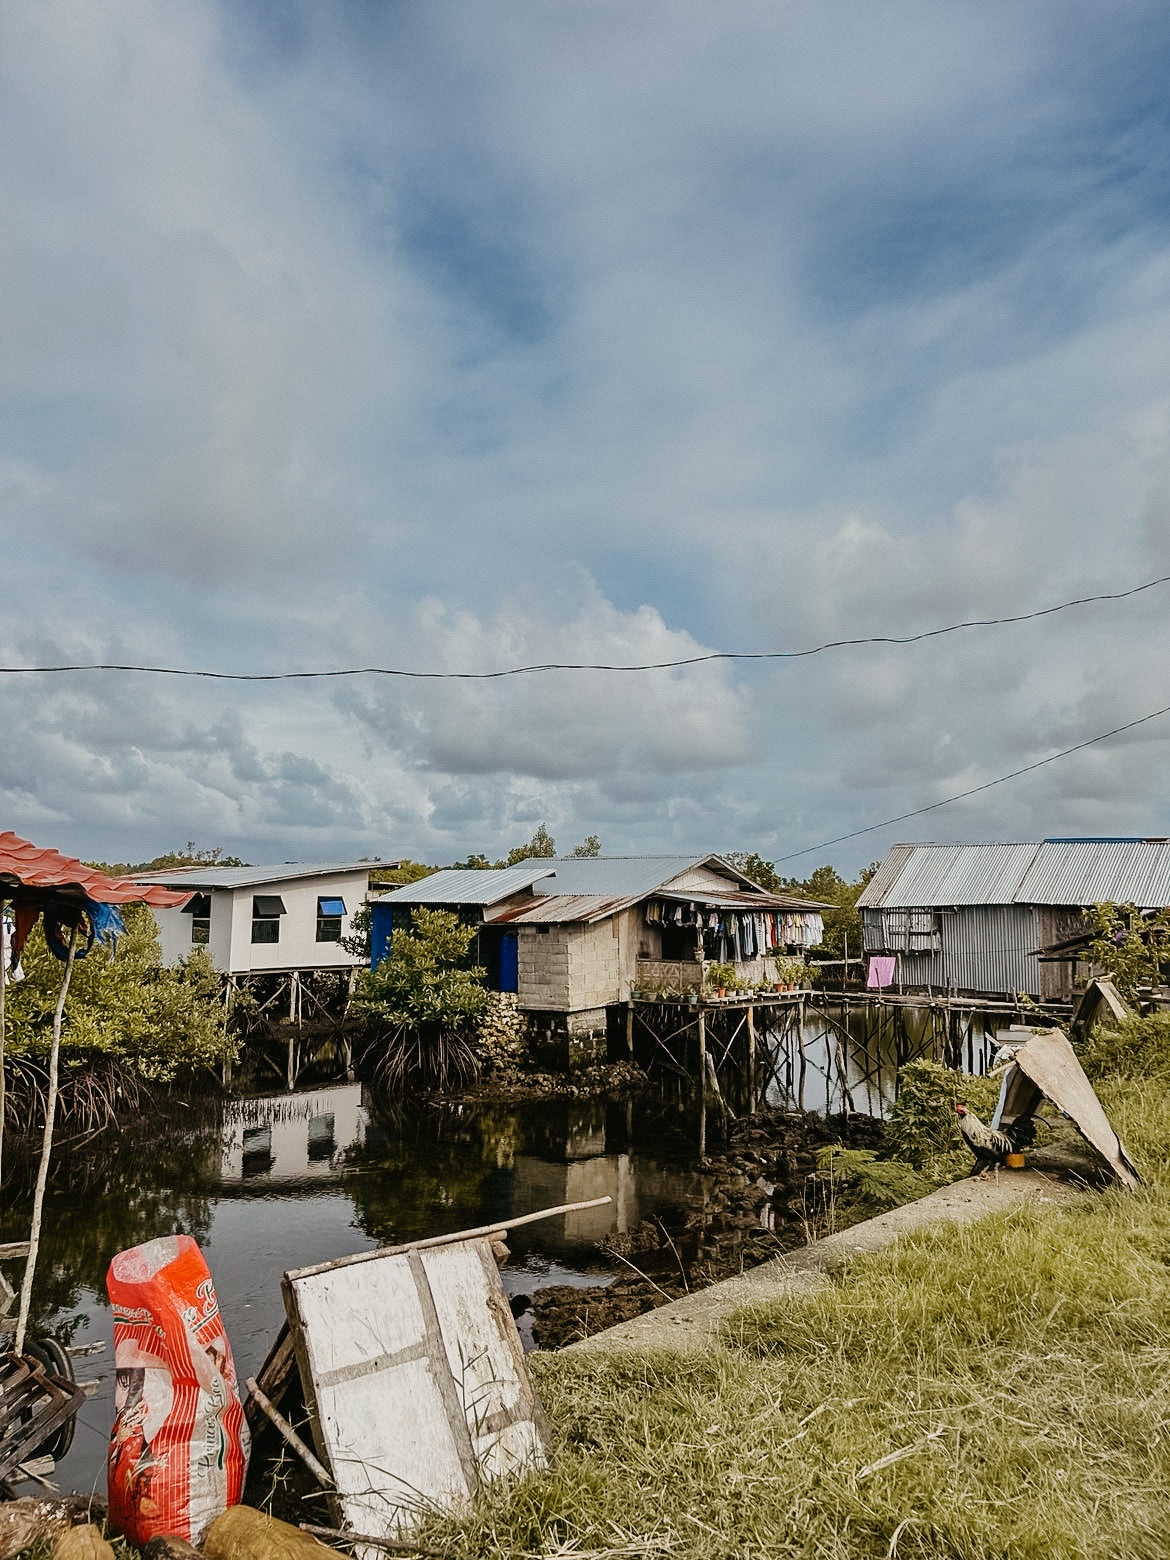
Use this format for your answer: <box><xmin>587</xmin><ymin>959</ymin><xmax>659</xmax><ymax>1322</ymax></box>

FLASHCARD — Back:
<box><xmin>863</xmin><ymin>905</ymin><xmax>1040</xmax><ymax>995</ymax></box>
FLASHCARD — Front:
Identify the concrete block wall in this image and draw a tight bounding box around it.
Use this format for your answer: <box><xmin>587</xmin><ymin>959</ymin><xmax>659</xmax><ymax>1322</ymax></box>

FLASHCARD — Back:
<box><xmin>568</xmin><ymin>920</ymin><xmax>622</xmax><ymax>1010</ymax></box>
<box><xmin>517</xmin><ymin>927</ymin><xmax>572</xmax><ymax>1010</ymax></box>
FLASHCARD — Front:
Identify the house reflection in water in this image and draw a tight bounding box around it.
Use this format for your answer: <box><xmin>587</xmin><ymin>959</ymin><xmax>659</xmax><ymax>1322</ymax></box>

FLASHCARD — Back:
<box><xmin>506</xmin><ymin>1101</ymin><xmax>704</xmax><ymax>1258</ymax></box>
<box><xmin>218</xmin><ymin>1083</ymin><xmax>370</xmax><ymax>1185</ymax></box>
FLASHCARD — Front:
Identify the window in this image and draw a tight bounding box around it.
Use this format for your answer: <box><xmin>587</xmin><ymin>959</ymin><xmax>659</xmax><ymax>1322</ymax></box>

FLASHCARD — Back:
<box><xmin>185</xmin><ymin>893</ymin><xmax>211</xmax><ymax>946</ymax></box>
<box><xmin>316</xmin><ymin>897</ymin><xmax>346</xmax><ymax>943</ymax></box>
<box><xmin>251</xmin><ymin>894</ymin><xmax>286</xmax><ymax>944</ymax></box>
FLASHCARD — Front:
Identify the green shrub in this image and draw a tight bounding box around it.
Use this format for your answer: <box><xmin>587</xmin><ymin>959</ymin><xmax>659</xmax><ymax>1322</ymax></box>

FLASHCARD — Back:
<box><xmin>1079</xmin><ymin>1012</ymin><xmax>1170</xmax><ymax>1083</ymax></box>
<box><xmin>4</xmin><ymin>905</ymin><xmax>233</xmax><ymax>1082</ymax></box>
<box><xmin>883</xmin><ymin>1058</ymin><xmax>1000</xmax><ymax>1180</ymax></box>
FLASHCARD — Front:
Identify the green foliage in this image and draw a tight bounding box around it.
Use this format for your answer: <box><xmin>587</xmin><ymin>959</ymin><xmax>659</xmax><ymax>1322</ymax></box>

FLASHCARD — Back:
<box><xmin>1087</xmin><ymin>901</ymin><xmax>1170</xmax><ymax>1002</ymax></box>
<box><xmin>883</xmin><ymin>1058</ymin><xmax>999</xmax><ymax>1179</ymax></box>
<box><xmin>813</xmin><ymin>1146</ymin><xmax>934</xmax><ymax>1213</ymax></box>
<box><xmin>353</xmin><ymin>908</ymin><xmax>489</xmax><ymax>1032</ymax></box>
<box><xmin>4</xmin><ymin>905</ymin><xmax>234</xmax><ymax>1082</ymax></box>
<box><xmin>1079</xmin><ymin>1011</ymin><xmax>1170</xmax><ymax>1084</ymax></box>
<box><xmin>95</xmin><ymin>842</ymin><xmax>246</xmax><ymax>874</ymax></box>
<box><xmin>339</xmin><ymin>902</ymin><xmax>372</xmax><ymax>959</ymax></box>
<box><xmin>370</xmin><ymin>858</ymin><xmax>436</xmax><ymax>886</ymax></box>
<box><xmin>703</xmin><ymin>961</ymin><xmax>741</xmax><ymax>993</ymax></box>
<box><xmin>724</xmin><ymin>852</ymin><xmax>784</xmax><ymax>893</ymax></box>
<box><xmin>570</xmin><ymin>834</ymin><xmax>602</xmax><ymax>857</ymax></box>
<box><xmin>506</xmin><ymin>822</ymin><xmax>557</xmax><ymax>864</ymax></box>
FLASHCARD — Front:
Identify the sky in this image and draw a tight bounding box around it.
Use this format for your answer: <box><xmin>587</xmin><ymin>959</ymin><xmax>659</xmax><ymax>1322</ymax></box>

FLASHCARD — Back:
<box><xmin>4</xmin><ymin>0</ymin><xmax>1170</xmax><ymax>879</ymax></box>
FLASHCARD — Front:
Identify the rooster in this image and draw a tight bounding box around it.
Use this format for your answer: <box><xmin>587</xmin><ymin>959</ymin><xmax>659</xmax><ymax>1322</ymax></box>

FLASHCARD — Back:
<box><xmin>955</xmin><ymin>1104</ymin><xmax>1033</xmax><ymax>1179</ymax></box>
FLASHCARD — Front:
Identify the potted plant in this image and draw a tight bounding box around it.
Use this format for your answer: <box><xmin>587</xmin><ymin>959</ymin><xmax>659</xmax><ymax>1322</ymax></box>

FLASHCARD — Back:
<box><xmin>704</xmin><ymin>961</ymin><xmax>738</xmax><ymax>998</ymax></box>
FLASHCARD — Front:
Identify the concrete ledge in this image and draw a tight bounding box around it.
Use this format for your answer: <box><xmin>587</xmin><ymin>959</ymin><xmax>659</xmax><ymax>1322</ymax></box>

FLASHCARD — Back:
<box><xmin>565</xmin><ymin>1167</ymin><xmax>1084</xmax><ymax>1356</ymax></box>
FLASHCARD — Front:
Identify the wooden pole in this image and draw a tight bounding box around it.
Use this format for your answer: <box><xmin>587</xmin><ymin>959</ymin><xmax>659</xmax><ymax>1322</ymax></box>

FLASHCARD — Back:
<box><xmin>15</xmin><ymin>923</ymin><xmax>78</xmax><ymax>1356</ymax></box>
<box><xmin>0</xmin><ymin>894</ymin><xmax>8</xmax><ymax>1189</ymax></box>
<box><xmin>746</xmin><ymin>1003</ymin><xmax>758</xmax><ymax>1114</ymax></box>
<box><xmin>697</xmin><ymin>1006</ymin><xmax>708</xmax><ymax>1160</ymax></box>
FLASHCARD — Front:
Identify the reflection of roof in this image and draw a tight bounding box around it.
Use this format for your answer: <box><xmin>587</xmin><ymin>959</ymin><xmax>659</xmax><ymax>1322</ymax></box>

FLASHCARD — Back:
<box><xmin>858</xmin><ymin>839</ymin><xmax>1170</xmax><ymax>910</ymax></box>
<box><xmin>132</xmin><ymin>861</ymin><xmax>375</xmax><ymax>892</ymax></box>
<box><xmin>0</xmin><ymin>831</ymin><xmax>192</xmax><ymax>908</ymax></box>
<box><xmin>372</xmin><ymin>864</ymin><xmax>556</xmax><ymax>906</ymax></box>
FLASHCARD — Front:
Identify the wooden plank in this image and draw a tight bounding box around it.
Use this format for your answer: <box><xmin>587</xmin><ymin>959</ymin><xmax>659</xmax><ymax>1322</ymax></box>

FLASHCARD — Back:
<box><xmin>284</xmin><ymin>1197</ymin><xmax>611</xmax><ymax>1284</ymax></box>
<box><xmin>283</xmin><ymin>1235</ymin><xmax>549</xmax><ymax>1543</ymax></box>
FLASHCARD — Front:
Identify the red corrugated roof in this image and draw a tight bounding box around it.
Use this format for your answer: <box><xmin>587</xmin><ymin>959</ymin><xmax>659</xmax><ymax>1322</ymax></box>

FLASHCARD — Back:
<box><xmin>0</xmin><ymin>831</ymin><xmax>193</xmax><ymax>908</ymax></box>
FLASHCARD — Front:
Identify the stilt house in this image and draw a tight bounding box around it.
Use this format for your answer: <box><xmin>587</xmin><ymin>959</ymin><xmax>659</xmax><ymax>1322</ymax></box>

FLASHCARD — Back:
<box><xmin>370</xmin><ymin>855</ymin><xmax>826</xmax><ymax>1058</ymax></box>
<box><xmin>857</xmin><ymin>837</ymin><xmax>1170</xmax><ymax>1000</ymax></box>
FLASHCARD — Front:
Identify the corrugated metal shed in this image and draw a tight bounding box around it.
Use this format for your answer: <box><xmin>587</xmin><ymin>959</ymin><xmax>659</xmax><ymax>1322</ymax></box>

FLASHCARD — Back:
<box><xmin>372</xmin><ymin>864</ymin><xmax>556</xmax><ymax>906</ymax></box>
<box><xmin>857</xmin><ymin>843</ymin><xmax>1041</xmax><ymax>908</ymax></box>
<box><xmin>1018</xmin><ymin>839</ymin><xmax>1170</xmax><ymax>907</ymax></box>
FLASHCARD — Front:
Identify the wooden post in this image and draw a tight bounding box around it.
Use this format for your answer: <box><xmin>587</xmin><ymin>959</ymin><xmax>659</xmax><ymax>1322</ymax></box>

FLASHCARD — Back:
<box><xmin>746</xmin><ymin>1003</ymin><xmax>757</xmax><ymax>1114</ymax></box>
<box><xmin>0</xmin><ymin>894</ymin><xmax>8</xmax><ymax>1188</ymax></box>
<box><xmin>15</xmin><ymin>923</ymin><xmax>78</xmax><ymax>1355</ymax></box>
<box><xmin>697</xmin><ymin>1005</ymin><xmax>707</xmax><ymax>1160</ymax></box>
<box><xmin>626</xmin><ymin>1001</ymin><xmax>635</xmax><ymax>1060</ymax></box>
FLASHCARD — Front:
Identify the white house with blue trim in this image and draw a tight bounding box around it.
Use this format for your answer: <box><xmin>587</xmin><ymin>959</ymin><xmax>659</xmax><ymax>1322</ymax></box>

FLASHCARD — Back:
<box><xmin>134</xmin><ymin>861</ymin><xmax>375</xmax><ymax>977</ymax></box>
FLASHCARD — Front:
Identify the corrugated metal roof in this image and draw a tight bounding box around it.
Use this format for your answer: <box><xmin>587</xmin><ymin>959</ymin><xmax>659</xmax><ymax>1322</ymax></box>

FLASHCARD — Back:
<box><xmin>371</xmin><ymin>864</ymin><xmax>556</xmax><ymax>906</ymax></box>
<box><xmin>1017</xmin><ymin>839</ymin><xmax>1170</xmax><ymax>907</ymax></box>
<box><xmin>133</xmin><ymin>861</ymin><xmax>374</xmax><ymax>891</ymax></box>
<box><xmin>528</xmin><ymin>856</ymin><xmax>725</xmax><ymax>898</ymax></box>
<box><xmin>859</xmin><ymin>838</ymin><xmax>1170</xmax><ymax>910</ymax></box>
<box><xmin>857</xmin><ymin>843</ymin><xmax>1041</xmax><ymax>908</ymax></box>
<box><xmin>486</xmin><ymin>894</ymin><xmax>631</xmax><ymax>925</ymax></box>
<box><xmin>0</xmin><ymin>831</ymin><xmax>192</xmax><ymax>907</ymax></box>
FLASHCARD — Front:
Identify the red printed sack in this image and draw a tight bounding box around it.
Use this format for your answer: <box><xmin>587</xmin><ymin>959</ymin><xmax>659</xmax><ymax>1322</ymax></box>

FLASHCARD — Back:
<box><xmin>106</xmin><ymin>1235</ymin><xmax>250</xmax><ymax>1546</ymax></box>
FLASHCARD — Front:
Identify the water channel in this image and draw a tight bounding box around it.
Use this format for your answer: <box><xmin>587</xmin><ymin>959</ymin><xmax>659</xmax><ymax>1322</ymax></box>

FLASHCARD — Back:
<box><xmin>0</xmin><ymin>996</ymin><xmax>1005</xmax><ymax>1499</ymax></box>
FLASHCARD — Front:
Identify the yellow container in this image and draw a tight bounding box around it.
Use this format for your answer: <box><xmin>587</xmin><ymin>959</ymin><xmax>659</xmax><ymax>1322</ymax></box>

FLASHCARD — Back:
<box><xmin>1005</xmin><ymin>1152</ymin><xmax>1026</xmax><ymax>1170</ymax></box>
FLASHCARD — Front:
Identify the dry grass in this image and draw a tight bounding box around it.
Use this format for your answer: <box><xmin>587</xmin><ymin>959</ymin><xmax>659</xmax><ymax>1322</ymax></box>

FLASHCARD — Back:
<box><xmin>420</xmin><ymin>1072</ymin><xmax>1170</xmax><ymax>1559</ymax></box>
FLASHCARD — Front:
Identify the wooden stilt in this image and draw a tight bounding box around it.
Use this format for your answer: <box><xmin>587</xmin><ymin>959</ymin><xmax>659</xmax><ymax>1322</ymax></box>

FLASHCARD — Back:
<box><xmin>697</xmin><ymin>1006</ymin><xmax>707</xmax><ymax>1161</ymax></box>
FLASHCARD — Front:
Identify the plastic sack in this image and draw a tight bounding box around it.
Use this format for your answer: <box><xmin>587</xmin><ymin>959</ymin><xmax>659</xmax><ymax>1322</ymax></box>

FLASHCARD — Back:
<box><xmin>106</xmin><ymin>1235</ymin><xmax>250</xmax><ymax>1547</ymax></box>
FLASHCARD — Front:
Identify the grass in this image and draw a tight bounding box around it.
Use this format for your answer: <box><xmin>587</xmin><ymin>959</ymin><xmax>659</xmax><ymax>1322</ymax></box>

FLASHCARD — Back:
<box><xmin>419</xmin><ymin>1061</ymin><xmax>1170</xmax><ymax>1560</ymax></box>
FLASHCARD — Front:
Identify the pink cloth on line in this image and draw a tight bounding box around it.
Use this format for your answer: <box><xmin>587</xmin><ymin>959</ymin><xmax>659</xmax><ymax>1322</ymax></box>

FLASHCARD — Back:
<box><xmin>866</xmin><ymin>955</ymin><xmax>896</xmax><ymax>989</ymax></box>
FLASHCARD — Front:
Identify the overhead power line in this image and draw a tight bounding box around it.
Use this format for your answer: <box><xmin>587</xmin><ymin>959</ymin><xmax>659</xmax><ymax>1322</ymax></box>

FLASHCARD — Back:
<box><xmin>1</xmin><ymin>573</ymin><xmax>1167</xmax><ymax>682</ymax></box>
<box><xmin>774</xmin><ymin>699</ymin><xmax>1170</xmax><ymax>863</ymax></box>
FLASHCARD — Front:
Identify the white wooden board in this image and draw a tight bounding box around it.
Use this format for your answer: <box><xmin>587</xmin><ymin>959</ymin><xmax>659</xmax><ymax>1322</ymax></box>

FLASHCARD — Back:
<box><xmin>284</xmin><ymin>1236</ymin><xmax>549</xmax><ymax>1540</ymax></box>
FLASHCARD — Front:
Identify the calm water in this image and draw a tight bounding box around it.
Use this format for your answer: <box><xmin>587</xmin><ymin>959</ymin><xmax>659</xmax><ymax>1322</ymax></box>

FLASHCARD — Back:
<box><xmin>1</xmin><ymin>1080</ymin><xmax>726</xmax><ymax>1498</ymax></box>
<box><xmin>1</xmin><ymin>996</ymin><xmax>1002</xmax><ymax>1498</ymax></box>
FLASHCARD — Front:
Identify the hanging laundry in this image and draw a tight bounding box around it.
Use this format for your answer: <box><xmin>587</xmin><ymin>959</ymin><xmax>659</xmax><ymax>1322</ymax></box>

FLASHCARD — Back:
<box><xmin>866</xmin><ymin>955</ymin><xmax>896</xmax><ymax>989</ymax></box>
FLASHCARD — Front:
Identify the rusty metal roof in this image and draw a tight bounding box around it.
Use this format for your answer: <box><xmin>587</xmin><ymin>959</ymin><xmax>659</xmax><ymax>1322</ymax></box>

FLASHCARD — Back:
<box><xmin>486</xmin><ymin>894</ymin><xmax>631</xmax><ymax>925</ymax></box>
<box><xmin>0</xmin><ymin>831</ymin><xmax>193</xmax><ymax>908</ymax></box>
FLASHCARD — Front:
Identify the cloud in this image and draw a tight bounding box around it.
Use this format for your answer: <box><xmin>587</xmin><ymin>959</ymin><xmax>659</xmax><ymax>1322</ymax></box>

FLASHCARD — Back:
<box><xmin>4</xmin><ymin>1</ymin><xmax>1170</xmax><ymax>874</ymax></box>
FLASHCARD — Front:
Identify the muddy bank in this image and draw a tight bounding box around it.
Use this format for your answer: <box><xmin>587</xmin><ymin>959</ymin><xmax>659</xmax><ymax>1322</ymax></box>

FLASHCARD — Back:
<box><xmin>524</xmin><ymin>1105</ymin><xmax>886</xmax><ymax>1348</ymax></box>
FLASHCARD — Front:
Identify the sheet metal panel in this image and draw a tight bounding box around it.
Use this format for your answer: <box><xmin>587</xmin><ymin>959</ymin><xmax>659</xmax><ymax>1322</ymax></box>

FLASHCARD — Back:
<box><xmin>372</xmin><ymin>865</ymin><xmax>556</xmax><ymax>905</ymax></box>
<box><xmin>1018</xmin><ymin>839</ymin><xmax>1170</xmax><ymax>907</ymax></box>
<box><xmin>865</xmin><ymin>905</ymin><xmax>1041</xmax><ymax>996</ymax></box>
<box><xmin>857</xmin><ymin>843</ymin><xmax>1040</xmax><ymax>909</ymax></box>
